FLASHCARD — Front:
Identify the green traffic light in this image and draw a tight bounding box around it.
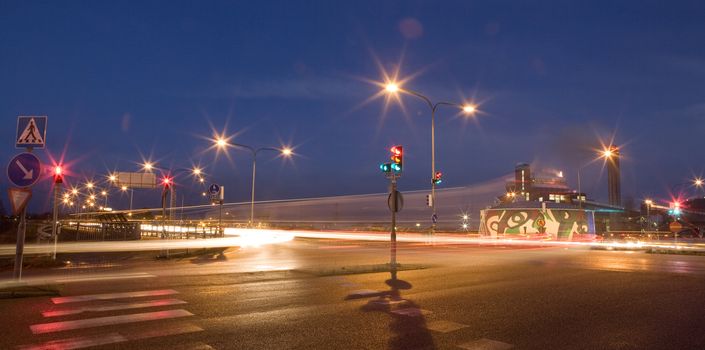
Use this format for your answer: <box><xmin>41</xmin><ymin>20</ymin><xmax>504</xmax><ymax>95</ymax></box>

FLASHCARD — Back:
<box><xmin>380</xmin><ymin>163</ymin><xmax>392</xmax><ymax>173</ymax></box>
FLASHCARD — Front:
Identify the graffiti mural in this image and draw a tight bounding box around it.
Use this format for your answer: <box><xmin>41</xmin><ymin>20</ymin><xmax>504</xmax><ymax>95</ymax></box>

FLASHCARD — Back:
<box><xmin>480</xmin><ymin>208</ymin><xmax>595</xmax><ymax>240</ymax></box>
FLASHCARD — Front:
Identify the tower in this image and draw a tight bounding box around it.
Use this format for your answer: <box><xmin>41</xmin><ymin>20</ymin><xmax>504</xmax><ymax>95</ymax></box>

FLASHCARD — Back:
<box><xmin>606</xmin><ymin>146</ymin><xmax>621</xmax><ymax>206</ymax></box>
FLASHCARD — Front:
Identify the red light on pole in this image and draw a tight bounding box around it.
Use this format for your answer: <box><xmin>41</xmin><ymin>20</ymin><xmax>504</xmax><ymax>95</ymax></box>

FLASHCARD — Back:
<box><xmin>53</xmin><ymin>165</ymin><xmax>63</xmax><ymax>184</ymax></box>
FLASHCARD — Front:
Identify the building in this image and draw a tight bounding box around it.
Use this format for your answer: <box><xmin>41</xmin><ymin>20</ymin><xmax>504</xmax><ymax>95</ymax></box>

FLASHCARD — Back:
<box><xmin>505</xmin><ymin>163</ymin><xmax>584</xmax><ymax>204</ymax></box>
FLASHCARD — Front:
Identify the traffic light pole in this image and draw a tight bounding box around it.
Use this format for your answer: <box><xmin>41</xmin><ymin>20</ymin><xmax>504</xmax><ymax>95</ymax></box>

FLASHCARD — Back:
<box><xmin>52</xmin><ymin>183</ymin><xmax>61</xmax><ymax>260</ymax></box>
<box><xmin>390</xmin><ymin>175</ymin><xmax>398</xmax><ymax>271</ymax></box>
<box><xmin>431</xmin><ymin>106</ymin><xmax>436</xmax><ymax>235</ymax></box>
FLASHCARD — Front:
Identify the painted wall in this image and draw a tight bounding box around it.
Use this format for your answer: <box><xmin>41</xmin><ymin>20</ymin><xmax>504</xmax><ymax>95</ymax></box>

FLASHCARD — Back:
<box><xmin>480</xmin><ymin>208</ymin><xmax>596</xmax><ymax>240</ymax></box>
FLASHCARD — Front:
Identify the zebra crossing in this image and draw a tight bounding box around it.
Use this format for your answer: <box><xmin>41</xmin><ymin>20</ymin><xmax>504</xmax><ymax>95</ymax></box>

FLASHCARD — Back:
<box><xmin>17</xmin><ymin>289</ymin><xmax>208</xmax><ymax>350</ymax></box>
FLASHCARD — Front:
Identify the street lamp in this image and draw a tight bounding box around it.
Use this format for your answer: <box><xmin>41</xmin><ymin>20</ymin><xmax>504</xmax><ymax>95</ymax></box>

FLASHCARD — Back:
<box><xmin>576</xmin><ymin>147</ymin><xmax>617</xmax><ymax>208</ymax></box>
<box><xmin>120</xmin><ymin>185</ymin><xmax>134</xmax><ymax>214</ymax></box>
<box><xmin>223</xmin><ymin>141</ymin><xmax>293</xmax><ymax>227</ymax></box>
<box><xmin>383</xmin><ymin>82</ymin><xmax>477</xmax><ymax>234</ymax></box>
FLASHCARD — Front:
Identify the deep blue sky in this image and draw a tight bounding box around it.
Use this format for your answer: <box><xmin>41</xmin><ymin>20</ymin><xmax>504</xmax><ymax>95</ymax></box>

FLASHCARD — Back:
<box><xmin>2</xmin><ymin>1</ymin><xmax>705</xmax><ymax>212</ymax></box>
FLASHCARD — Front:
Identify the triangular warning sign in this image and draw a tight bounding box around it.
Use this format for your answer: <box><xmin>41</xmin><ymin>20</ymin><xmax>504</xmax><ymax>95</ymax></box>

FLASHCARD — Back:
<box><xmin>17</xmin><ymin>118</ymin><xmax>44</xmax><ymax>145</ymax></box>
<box><xmin>8</xmin><ymin>188</ymin><xmax>32</xmax><ymax>215</ymax></box>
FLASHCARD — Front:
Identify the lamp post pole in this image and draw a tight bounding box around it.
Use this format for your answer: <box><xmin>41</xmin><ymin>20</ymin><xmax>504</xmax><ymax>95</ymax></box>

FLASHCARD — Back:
<box><xmin>231</xmin><ymin>144</ymin><xmax>283</xmax><ymax>228</ymax></box>
<box><xmin>397</xmin><ymin>88</ymin><xmax>474</xmax><ymax>235</ymax></box>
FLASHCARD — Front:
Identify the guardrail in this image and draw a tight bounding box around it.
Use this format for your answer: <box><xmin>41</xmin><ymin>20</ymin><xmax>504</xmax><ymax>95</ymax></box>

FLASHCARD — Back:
<box><xmin>60</xmin><ymin>221</ymin><xmax>141</xmax><ymax>241</ymax></box>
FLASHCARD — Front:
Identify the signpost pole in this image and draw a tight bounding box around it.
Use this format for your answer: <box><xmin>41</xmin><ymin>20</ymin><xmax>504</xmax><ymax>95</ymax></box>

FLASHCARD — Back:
<box><xmin>13</xmin><ymin>206</ymin><xmax>26</xmax><ymax>280</ymax></box>
<box><xmin>219</xmin><ymin>200</ymin><xmax>223</xmax><ymax>236</ymax></box>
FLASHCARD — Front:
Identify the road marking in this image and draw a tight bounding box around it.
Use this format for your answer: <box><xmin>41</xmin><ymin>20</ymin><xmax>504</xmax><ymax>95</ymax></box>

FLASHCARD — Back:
<box><xmin>43</xmin><ymin>298</ymin><xmax>187</xmax><ymax>317</ymax></box>
<box><xmin>425</xmin><ymin>320</ymin><xmax>469</xmax><ymax>333</ymax></box>
<box><xmin>52</xmin><ymin>272</ymin><xmax>155</xmax><ymax>284</ymax></box>
<box><xmin>457</xmin><ymin>338</ymin><xmax>514</xmax><ymax>350</ymax></box>
<box><xmin>18</xmin><ymin>323</ymin><xmax>203</xmax><ymax>350</ymax></box>
<box><xmin>17</xmin><ymin>332</ymin><xmax>127</xmax><ymax>350</ymax></box>
<box><xmin>30</xmin><ymin>309</ymin><xmax>193</xmax><ymax>334</ymax></box>
<box><xmin>390</xmin><ymin>307</ymin><xmax>432</xmax><ymax>317</ymax></box>
<box><xmin>51</xmin><ymin>289</ymin><xmax>178</xmax><ymax>304</ymax></box>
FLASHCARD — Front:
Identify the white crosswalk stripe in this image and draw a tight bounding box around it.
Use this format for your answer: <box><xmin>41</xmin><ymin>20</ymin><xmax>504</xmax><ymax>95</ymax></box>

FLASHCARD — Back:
<box><xmin>17</xmin><ymin>288</ymin><xmax>209</xmax><ymax>350</ymax></box>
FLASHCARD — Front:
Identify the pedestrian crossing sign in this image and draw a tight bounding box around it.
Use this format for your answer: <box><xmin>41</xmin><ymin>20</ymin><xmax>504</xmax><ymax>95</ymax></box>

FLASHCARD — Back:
<box><xmin>16</xmin><ymin>116</ymin><xmax>47</xmax><ymax>149</ymax></box>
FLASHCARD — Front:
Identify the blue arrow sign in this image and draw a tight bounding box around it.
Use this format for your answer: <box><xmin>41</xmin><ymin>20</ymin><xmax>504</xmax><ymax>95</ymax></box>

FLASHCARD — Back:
<box><xmin>208</xmin><ymin>184</ymin><xmax>221</xmax><ymax>195</ymax></box>
<box><xmin>7</xmin><ymin>153</ymin><xmax>42</xmax><ymax>187</ymax></box>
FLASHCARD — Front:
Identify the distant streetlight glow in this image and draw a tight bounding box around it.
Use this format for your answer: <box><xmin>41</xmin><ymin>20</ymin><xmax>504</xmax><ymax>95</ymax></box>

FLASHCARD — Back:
<box><xmin>108</xmin><ymin>174</ymin><xmax>117</xmax><ymax>182</ymax></box>
<box><xmin>695</xmin><ymin>178</ymin><xmax>703</xmax><ymax>187</ymax></box>
<box><xmin>85</xmin><ymin>182</ymin><xmax>94</xmax><ymax>189</ymax></box>
<box><xmin>101</xmin><ymin>191</ymin><xmax>107</xmax><ymax>196</ymax></box>
<box><xmin>193</xmin><ymin>168</ymin><xmax>202</xmax><ymax>176</ymax></box>
<box><xmin>143</xmin><ymin>162</ymin><xmax>154</xmax><ymax>171</ymax></box>
<box><xmin>120</xmin><ymin>185</ymin><xmax>128</xmax><ymax>191</ymax></box>
<box><xmin>281</xmin><ymin>148</ymin><xmax>293</xmax><ymax>156</ymax></box>
<box><xmin>602</xmin><ymin>148</ymin><xmax>614</xmax><ymax>159</ymax></box>
<box><xmin>71</xmin><ymin>188</ymin><xmax>78</xmax><ymax>195</ymax></box>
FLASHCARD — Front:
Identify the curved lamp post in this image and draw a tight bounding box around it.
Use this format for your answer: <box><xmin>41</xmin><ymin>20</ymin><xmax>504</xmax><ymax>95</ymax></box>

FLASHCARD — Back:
<box><xmin>384</xmin><ymin>83</ymin><xmax>476</xmax><ymax>234</ymax></box>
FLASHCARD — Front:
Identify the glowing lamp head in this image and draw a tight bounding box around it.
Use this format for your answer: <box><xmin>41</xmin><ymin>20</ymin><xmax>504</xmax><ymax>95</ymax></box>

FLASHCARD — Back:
<box><xmin>143</xmin><ymin>162</ymin><xmax>154</xmax><ymax>171</ymax></box>
<box><xmin>108</xmin><ymin>174</ymin><xmax>117</xmax><ymax>182</ymax></box>
<box><xmin>71</xmin><ymin>188</ymin><xmax>78</xmax><ymax>195</ymax></box>
<box><xmin>192</xmin><ymin>168</ymin><xmax>202</xmax><ymax>176</ymax></box>
<box><xmin>462</xmin><ymin>104</ymin><xmax>476</xmax><ymax>114</ymax></box>
<box><xmin>281</xmin><ymin>148</ymin><xmax>293</xmax><ymax>156</ymax></box>
<box><xmin>85</xmin><ymin>182</ymin><xmax>94</xmax><ymax>189</ymax></box>
<box><xmin>101</xmin><ymin>191</ymin><xmax>107</xmax><ymax>196</ymax></box>
<box><xmin>695</xmin><ymin>179</ymin><xmax>703</xmax><ymax>187</ymax></box>
<box><xmin>385</xmin><ymin>83</ymin><xmax>399</xmax><ymax>93</ymax></box>
<box><xmin>54</xmin><ymin>166</ymin><xmax>62</xmax><ymax>176</ymax></box>
<box><xmin>644</xmin><ymin>199</ymin><xmax>653</xmax><ymax>206</ymax></box>
<box><xmin>215</xmin><ymin>138</ymin><xmax>227</xmax><ymax>148</ymax></box>
<box><xmin>121</xmin><ymin>185</ymin><xmax>128</xmax><ymax>191</ymax></box>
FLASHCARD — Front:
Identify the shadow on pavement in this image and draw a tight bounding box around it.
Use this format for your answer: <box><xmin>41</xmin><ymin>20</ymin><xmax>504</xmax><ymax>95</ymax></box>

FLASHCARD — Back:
<box><xmin>349</xmin><ymin>266</ymin><xmax>436</xmax><ymax>350</ymax></box>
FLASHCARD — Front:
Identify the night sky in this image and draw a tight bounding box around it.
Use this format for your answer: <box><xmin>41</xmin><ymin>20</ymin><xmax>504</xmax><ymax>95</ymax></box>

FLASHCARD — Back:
<box><xmin>2</xmin><ymin>1</ymin><xmax>705</xmax><ymax>212</ymax></box>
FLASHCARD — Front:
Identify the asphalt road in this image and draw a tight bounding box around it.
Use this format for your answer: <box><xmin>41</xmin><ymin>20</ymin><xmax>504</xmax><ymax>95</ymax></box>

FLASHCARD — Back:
<box><xmin>2</xmin><ymin>238</ymin><xmax>705</xmax><ymax>350</ymax></box>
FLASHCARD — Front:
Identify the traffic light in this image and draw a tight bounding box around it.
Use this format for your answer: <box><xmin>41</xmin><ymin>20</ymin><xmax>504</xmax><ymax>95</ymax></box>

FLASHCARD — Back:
<box><xmin>425</xmin><ymin>194</ymin><xmax>433</xmax><ymax>207</ymax></box>
<box><xmin>432</xmin><ymin>171</ymin><xmax>442</xmax><ymax>185</ymax></box>
<box><xmin>390</xmin><ymin>146</ymin><xmax>403</xmax><ymax>173</ymax></box>
<box><xmin>53</xmin><ymin>166</ymin><xmax>63</xmax><ymax>184</ymax></box>
<box><xmin>380</xmin><ymin>163</ymin><xmax>392</xmax><ymax>173</ymax></box>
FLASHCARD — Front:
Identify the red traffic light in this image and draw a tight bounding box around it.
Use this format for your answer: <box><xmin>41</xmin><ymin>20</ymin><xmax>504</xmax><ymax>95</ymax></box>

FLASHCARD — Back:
<box><xmin>53</xmin><ymin>165</ymin><xmax>64</xmax><ymax>184</ymax></box>
<box><xmin>435</xmin><ymin>171</ymin><xmax>442</xmax><ymax>179</ymax></box>
<box><xmin>389</xmin><ymin>145</ymin><xmax>403</xmax><ymax>172</ymax></box>
<box><xmin>162</xmin><ymin>177</ymin><xmax>172</xmax><ymax>187</ymax></box>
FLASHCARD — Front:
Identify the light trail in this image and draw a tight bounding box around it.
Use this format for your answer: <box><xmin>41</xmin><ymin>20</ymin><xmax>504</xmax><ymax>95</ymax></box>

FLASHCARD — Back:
<box><xmin>1</xmin><ymin>227</ymin><xmax>703</xmax><ymax>257</ymax></box>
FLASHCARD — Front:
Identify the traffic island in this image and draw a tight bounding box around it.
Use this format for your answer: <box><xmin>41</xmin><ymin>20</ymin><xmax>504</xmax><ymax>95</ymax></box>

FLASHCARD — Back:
<box><xmin>294</xmin><ymin>263</ymin><xmax>430</xmax><ymax>276</ymax></box>
<box><xmin>0</xmin><ymin>283</ymin><xmax>60</xmax><ymax>299</ymax></box>
<box><xmin>647</xmin><ymin>248</ymin><xmax>705</xmax><ymax>256</ymax></box>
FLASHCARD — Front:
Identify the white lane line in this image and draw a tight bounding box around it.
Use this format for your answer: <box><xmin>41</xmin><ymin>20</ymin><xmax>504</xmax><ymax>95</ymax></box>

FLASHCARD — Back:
<box><xmin>425</xmin><ymin>320</ymin><xmax>469</xmax><ymax>333</ymax></box>
<box><xmin>52</xmin><ymin>273</ymin><xmax>156</xmax><ymax>284</ymax></box>
<box><xmin>43</xmin><ymin>298</ymin><xmax>187</xmax><ymax>317</ymax></box>
<box><xmin>457</xmin><ymin>338</ymin><xmax>514</xmax><ymax>350</ymax></box>
<box><xmin>18</xmin><ymin>322</ymin><xmax>203</xmax><ymax>350</ymax></box>
<box><xmin>52</xmin><ymin>289</ymin><xmax>178</xmax><ymax>304</ymax></box>
<box><xmin>30</xmin><ymin>309</ymin><xmax>193</xmax><ymax>334</ymax></box>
